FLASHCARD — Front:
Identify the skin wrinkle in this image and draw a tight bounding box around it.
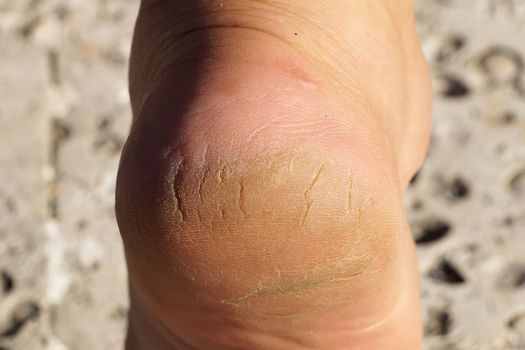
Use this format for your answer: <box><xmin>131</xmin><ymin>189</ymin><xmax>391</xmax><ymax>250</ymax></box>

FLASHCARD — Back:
<box><xmin>197</xmin><ymin>167</ymin><xmax>209</xmax><ymax>201</ymax></box>
<box><xmin>122</xmin><ymin>140</ymin><xmax>408</xmax><ymax>347</ymax></box>
<box><xmin>240</xmin><ymin>1</ymin><xmax>371</xmax><ymax>99</ymax></box>
<box><xmin>278</xmin><ymin>270</ymin><xmax>366</xmax><ymax>297</ymax></box>
<box><xmin>200</xmin><ymin>143</ymin><xmax>208</xmax><ymax>165</ymax></box>
<box><xmin>222</xmin><ymin>281</ymin><xmax>268</xmax><ymax>306</ymax></box>
<box><xmin>171</xmin><ymin>157</ymin><xmax>187</xmax><ymax>223</ymax></box>
<box><xmin>133</xmin><ymin>24</ymin><xmax>309</xmax><ymax>118</ymax></box>
<box><xmin>131</xmin><ymin>18</ymin><xmax>189</xmax><ymax>114</ymax></box>
<box><xmin>247</xmin><ymin>117</ymin><xmax>357</xmax><ymax>146</ymax></box>
<box><xmin>300</xmin><ymin>201</ymin><xmax>313</xmax><ymax>227</ymax></box>
<box><xmin>148</xmin><ymin>312</ymin><xmax>202</xmax><ymax>350</ymax></box>
<box><xmin>196</xmin><ymin>209</ymin><xmax>205</xmax><ymax>227</ymax></box>
<box><xmin>345</xmin><ymin>170</ymin><xmax>353</xmax><ymax>216</ymax></box>
<box><xmin>357</xmin><ymin>207</ymin><xmax>363</xmax><ymax>230</ymax></box>
<box><xmin>238</xmin><ymin>179</ymin><xmax>248</xmax><ymax>218</ymax></box>
<box><xmin>182</xmin><ymin>10</ymin><xmax>331</xmax><ymax>86</ymax></box>
<box><xmin>288</xmin><ymin>151</ymin><xmax>296</xmax><ymax>173</ymax></box>
<box><xmin>300</xmin><ymin>162</ymin><xmax>325</xmax><ymax>225</ymax></box>
<box><xmin>258</xmin><ymin>150</ymin><xmax>286</xmax><ymax>184</ymax></box>
<box><xmin>135</xmin><ymin>140</ymin><xmax>383</xmax><ymax>300</ymax></box>
<box><xmin>218</xmin><ymin>165</ymin><xmax>228</xmax><ymax>184</ymax></box>
<box><xmin>132</xmin><ymin>1</ymin><xmax>389</xmax><ymax>122</ymax></box>
<box><xmin>219</xmin><ymin>264</ymin><xmax>378</xmax><ymax>318</ymax></box>
<box><xmin>245</xmin><ymin>119</ymin><xmax>279</xmax><ymax>144</ymax></box>
<box><xmin>190</xmin><ymin>157</ymin><xmax>384</xmax><ymax>307</ymax></box>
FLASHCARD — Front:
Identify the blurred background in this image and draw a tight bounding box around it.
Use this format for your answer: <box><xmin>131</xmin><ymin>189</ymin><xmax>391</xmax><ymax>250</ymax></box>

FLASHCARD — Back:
<box><xmin>1</xmin><ymin>0</ymin><xmax>525</xmax><ymax>349</ymax></box>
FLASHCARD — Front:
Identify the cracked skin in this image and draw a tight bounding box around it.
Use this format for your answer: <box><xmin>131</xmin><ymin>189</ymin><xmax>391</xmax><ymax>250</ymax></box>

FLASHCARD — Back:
<box><xmin>118</xmin><ymin>115</ymin><xmax>401</xmax><ymax>316</ymax></box>
<box><xmin>116</xmin><ymin>53</ymin><xmax>406</xmax><ymax>334</ymax></box>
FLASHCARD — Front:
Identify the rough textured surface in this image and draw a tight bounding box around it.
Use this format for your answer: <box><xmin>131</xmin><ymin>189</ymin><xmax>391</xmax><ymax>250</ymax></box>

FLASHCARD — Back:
<box><xmin>410</xmin><ymin>1</ymin><xmax>525</xmax><ymax>349</ymax></box>
<box><xmin>0</xmin><ymin>0</ymin><xmax>524</xmax><ymax>349</ymax></box>
<box><xmin>0</xmin><ymin>1</ymin><xmax>135</xmax><ymax>349</ymax></box>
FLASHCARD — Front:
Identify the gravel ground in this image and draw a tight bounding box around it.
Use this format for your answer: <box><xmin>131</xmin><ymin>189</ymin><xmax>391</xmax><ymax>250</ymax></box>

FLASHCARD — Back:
<box><xmin>1</xmin><ymin>0</ymin><xmax>525</xmax><ymax>349</ymax></box>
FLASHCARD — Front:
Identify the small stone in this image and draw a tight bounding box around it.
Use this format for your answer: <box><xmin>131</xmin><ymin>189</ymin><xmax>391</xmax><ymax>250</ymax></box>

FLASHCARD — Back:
<box><xmin>509</xmin><ymin>314</ymin><xmax>525</xmax><ymax>338</ymax></box>
<box><xmin>109</xmin><ymin>305</ymin><xmax>128</xmax><ymax>320</ymax></box>
<box><xmin>0</xmin><ymin>298</ymin><xmax>39</xmax><ymax>337</ymax></box>
<box><xmin>435</xmin><ymin>175</ymin><xmax>471</xmax><ymax>201</ymax></box>
<box><xmin>504</xmin><ymin>165</ymin><xmax>525</xmax><ymax>195</ymax></box>
<box><xmin>483</xmin><ymin>104</ymin><xmax>519</xmax><ymax>126</ymax></box>
<box><xmin>425</xmin><ymin>307</ymin><xmax>452</xmax><ymax>336</ymax></box>
<box><xmin>433</xmin><ymin>73</ymin><xmax>470</xmax><ymax>98</ymax></box>
<box><xmin>78</xmin><ymin>238</ymin><xmax>104</xmax><ymax>270</ymax></box>
<box><xmin>448</xmin><ymin>177</ymin><xmax>470</xmax><ymax>199</ymax></box>
<box><xmin>29</xmin><ymin>16</ymin><xmax>63</xmax><ymax>50</ymax></box>
<box><xmin>105</xmin><ymin>40</ymin><xmax>131</xmax><ymax>65</ymax></box>
<box><xmin>43</xmin><ymin>335</ymin><xmax>69</xmax><ymax>350</ymax></box>
<box><xmin>495</xmin><ymin>263</ymin><xmax>525</xmax><ymax>291</ymax></box>
<box><xmin>0</xmin><ymin>271</ymin><xmax>14</xmax><ymax>295</ymax></box>
<box><xmin>47</xmin><ymin>86</ymin><xmax>77</xmax><ymax>119</ymax></box>
<box><xmin>510</xmin><ymin>172</ymin><xmax>525</xmax><ymax>194</ymax></box>
<box><xmin>422</xmin><ymin>34</ymin><xmax>466</xmax><ymax>64</ymax></box>
<box><xmin>478</xmin><ymin>46</ymin><xmax>523</xmax><ymax>86</ymax></box>
<box><xmin>413</xmin><ymin>218</ymin><xmax>452</xmax><ymax>244</ymax></box>
<box><xmin>428</xmin><ymin>259</ymin><xmax>466</xmax><ymax>284</ymax></box>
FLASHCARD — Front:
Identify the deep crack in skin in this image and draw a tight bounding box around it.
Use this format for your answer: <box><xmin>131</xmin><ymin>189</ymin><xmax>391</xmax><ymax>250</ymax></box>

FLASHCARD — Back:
<box><xmin>300</xmin><ymin>163</ymin><xmax>324</xmax><ymax>226</ymax></box>
<box><xmin>117</xmin><ymin>0</ymin><xmax>432</xmax><ymax>349</ymax></box>
<box><xmin>171</xmin><ymin>156</ymin><xmax>186</xmax><ymax>223</ymax></box>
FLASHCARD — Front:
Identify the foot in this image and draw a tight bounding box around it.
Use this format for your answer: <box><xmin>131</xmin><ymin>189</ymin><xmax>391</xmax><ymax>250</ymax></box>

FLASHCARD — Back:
<box><xmin>116</xmin><ymin>1</ymin><xmax>431</xmax><ymax>349</ymax></box>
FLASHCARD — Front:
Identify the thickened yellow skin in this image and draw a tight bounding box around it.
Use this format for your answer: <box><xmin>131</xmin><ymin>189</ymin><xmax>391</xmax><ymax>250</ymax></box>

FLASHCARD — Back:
<box><xmin>116</xmin><ymin>1</ymin><xmax>432</xmax><ymax>349</ymax></box>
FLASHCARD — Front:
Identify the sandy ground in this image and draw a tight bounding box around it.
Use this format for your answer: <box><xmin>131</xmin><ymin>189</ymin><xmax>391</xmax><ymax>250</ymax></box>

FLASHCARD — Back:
<box><xmin>1</xmin><ymin>0</ymin><xmax>525</xmax><ymax>349</ymax></box>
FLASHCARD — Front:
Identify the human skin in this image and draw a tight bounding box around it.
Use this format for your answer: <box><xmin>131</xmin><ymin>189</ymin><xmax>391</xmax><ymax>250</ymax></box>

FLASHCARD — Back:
<box><xmin>116</xmin><ymin>1</ymin><xmax>432</xmax><ymax>349</ymax></box>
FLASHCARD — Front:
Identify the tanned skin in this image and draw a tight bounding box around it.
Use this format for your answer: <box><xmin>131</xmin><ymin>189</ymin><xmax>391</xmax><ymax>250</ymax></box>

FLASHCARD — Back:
<box><xmin>116</xmin><ymin>1</ymin><xmax>432</xmax><ymax>349</ymax></box>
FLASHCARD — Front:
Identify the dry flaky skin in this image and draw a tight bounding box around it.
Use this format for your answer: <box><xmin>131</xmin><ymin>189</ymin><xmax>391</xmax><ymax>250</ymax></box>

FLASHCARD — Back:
<box><xmin>117</xmin><ymin>105</ymin><xmax>420</xmax><ymax>349</ymax></box>
<box><xmin>118</xmin><ymin>64</ymin><xmax>404</xmax><ymax>313</ymax></box>
<box><xmin>5</xmin><ymin>0</ymin><xmax>525</xmax><ymax>349</ymax></box>
<box><xmin>115</xmin><ymin>1</ymin><xmax>431</xmax><ymax>348</ymax></box>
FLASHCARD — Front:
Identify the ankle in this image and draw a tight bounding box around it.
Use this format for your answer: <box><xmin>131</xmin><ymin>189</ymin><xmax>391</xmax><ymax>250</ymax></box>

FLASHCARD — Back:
<box><xmin>130</xmin><ymin>0</ymin><xmax>413</xmax><ymax>118</ymax></box>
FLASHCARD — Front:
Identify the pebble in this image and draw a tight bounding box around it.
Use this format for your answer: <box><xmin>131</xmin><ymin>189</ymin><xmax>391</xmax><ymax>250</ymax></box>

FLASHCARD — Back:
<box><xmin>0</xmin><ymin>293</ymin><xmax>39</xmax><ymax>337</ymax></box>
<box><xmin>477</xmin><ymin>46</ymin><xmax>523</xmax><ymax>86</ymax></box>
<box><xmin>0</xmin><ymin>272</ymin><xmax>14</xmax><ymax>296</ymax></box>
<box><xmin>422</xmin><ymin>34</ymin><xmax>466</xmax><ymax>64</ymax></box>
<box><xmin>509</xmin><ymin>314</ymin><xmax>525</xmax><ymax>338</ymax></box>
<box><xmin>30</xmin><ymin>16</ymin><xmax>63</xmax><ymax>50</ymax></box>
<box><xmin>495</xmin><ymin>263</ymin><xmax>525</xmax><ymax>291</ymax></box>
<box><xmin>432</xmin><ymin>73</ymin><xmax>470</xmax><ymax>98</ymax></box>
<box><xmin>77</xmin><ymin>237</ymin><xmax>103</xmax><ymax>271</ymax></box>
<box><xmin>503</xmin><ymin>164</ymin><xmax>525</xmax><ymax>195</ymax></box>
<box><xmin>425</xmin><ymin>306</ymin><xmax>453</xmax><ymax>336</ymax></box>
